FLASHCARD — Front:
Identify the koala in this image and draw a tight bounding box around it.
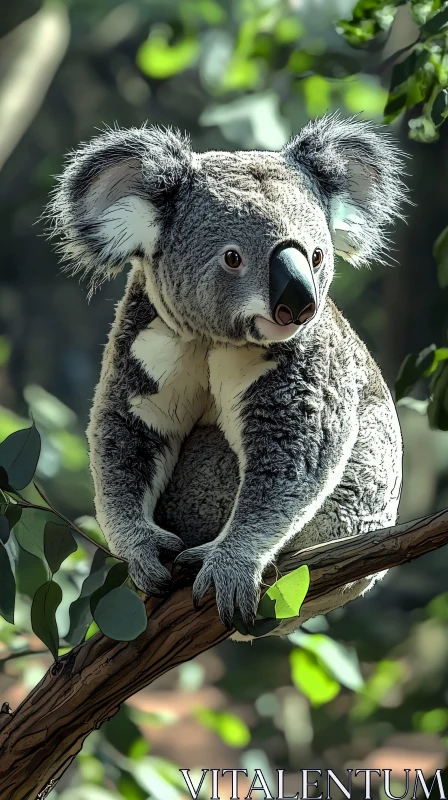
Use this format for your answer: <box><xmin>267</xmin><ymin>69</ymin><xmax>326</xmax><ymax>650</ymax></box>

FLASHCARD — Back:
<box><xmin>46</xmin><ymin>114</ymin><xmax>406</xmax><ymax>637</ymax></box>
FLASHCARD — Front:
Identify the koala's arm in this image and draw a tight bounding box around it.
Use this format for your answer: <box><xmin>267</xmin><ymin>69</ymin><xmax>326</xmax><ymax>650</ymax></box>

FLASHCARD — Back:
<box><xmin>88</xmin><ymin>272</ymin><xmax>201</xmax><ymax>593</ymax></box>
<box><xmin>177</xmin><ymin>324</ymin><xmax>362</xmax><ymax>627</ymax></box>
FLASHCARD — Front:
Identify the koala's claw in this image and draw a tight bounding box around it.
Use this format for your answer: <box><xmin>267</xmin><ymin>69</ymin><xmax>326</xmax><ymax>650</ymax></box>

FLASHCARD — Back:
<box><xmin>127</xmin><ymin>527</ymin><xmax>185</xmax><ymax>596</ymax></box>
<box><xmin>128</xmin><ymin>555</ymin><xmax>171</xmax><ymax>596</ymax></box>
<box><xmin>156</xmin><ymin>531</ymin><xmax>184</xmax><ymax>553</ymax></box>
<box><xmin>174</xmin><ymin>544</ymin><xmax>209</xmax><ymax>566</ymax></box>
<box><xmin>179</xmin><ymin>541</ymin><xmax>261</xmax><ymax>630</ymax></box>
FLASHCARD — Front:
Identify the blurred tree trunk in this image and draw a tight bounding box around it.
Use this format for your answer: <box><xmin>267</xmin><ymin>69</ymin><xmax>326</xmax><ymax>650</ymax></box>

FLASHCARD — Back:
<box><xmin>0</xmin><ymin>4</ymin><xmax>69</xmax><ymax>171</ymax></box>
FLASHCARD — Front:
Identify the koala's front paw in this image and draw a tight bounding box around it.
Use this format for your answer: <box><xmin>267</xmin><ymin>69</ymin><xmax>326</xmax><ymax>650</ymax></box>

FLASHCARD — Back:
<box><xmin>128</xmin><ymin>527</ymin><xmax>184</xmax><ymax>596</ymax></box>
<box><xmin>175</xmin><ymin>541</ymin><xmax>262</xmax><ymax>629</ymax></box>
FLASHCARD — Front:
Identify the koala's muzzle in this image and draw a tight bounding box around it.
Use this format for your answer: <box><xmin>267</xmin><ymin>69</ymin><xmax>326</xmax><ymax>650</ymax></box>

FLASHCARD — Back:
<box><xmin>269</xmin><ymin>245</ymin><xmax>317</xmax><ymax>326</ymax></box>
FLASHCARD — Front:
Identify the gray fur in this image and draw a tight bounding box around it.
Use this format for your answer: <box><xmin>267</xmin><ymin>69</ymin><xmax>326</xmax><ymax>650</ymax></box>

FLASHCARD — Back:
<box><xmin>46</xmin><ymin>114</ymin><xmax>407</xmax><ymax>635</ymax></box>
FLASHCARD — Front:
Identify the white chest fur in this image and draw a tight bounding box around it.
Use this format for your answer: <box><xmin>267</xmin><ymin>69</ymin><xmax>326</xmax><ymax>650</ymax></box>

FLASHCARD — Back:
<box><xmin>130</xmin><ymin>317</ymin><xmax>209</xmax><ymax>437</ymax></box>
<box><xmin>130</xmin><ymin>317</ymin><xmax>277</xmax><ymax>450</ymax></box>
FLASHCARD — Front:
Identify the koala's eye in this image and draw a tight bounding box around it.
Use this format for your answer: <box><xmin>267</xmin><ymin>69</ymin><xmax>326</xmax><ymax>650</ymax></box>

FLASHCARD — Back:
<box><xmin>224</xmin><ymin>249</ymin><xmax>242</xmax><ymax>269</ymax></box>
<box><xmin>312</xmin><ymin>248</ymin><xmax>324</xmax><ymax>269</ymax></box>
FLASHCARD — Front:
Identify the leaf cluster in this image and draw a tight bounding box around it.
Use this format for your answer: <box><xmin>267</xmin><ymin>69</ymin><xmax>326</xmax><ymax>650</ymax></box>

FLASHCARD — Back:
<box><xmin>0</xmin><ymin>425</ymin><xmax>147</xmax><ymax>658</ymax></box>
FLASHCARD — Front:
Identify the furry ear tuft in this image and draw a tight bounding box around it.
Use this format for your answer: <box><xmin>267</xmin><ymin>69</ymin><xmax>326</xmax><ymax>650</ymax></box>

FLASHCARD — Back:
<box><xmin>282</xmin><ymin>112</ymin><xmax>410</xmax><ymax>266</ymax></box>
<box><xmin>44</xmin><ymin>125</ymin><xmax>192</xmax><ymax>295</ymax></box>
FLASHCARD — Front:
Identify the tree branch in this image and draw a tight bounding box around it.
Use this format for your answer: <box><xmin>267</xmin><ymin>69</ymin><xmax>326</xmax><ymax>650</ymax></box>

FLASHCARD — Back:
<box><xmin>0</xmin><ymin>508</ymin><xmax>447</xmax><ymax>799</ymax></box>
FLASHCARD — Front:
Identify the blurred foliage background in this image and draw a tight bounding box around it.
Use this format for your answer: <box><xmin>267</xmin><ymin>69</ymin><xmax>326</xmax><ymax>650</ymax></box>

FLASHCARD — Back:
<box><xmin>0</xmin><ymin>0</ymin><xmax>448</xmax><ymax>798</ymax></box>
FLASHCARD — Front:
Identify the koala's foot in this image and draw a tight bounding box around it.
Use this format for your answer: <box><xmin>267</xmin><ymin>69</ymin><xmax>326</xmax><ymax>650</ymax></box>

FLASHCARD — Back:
<box><xmin>127</xmin><ymin>526</ymin><xmax>184</xmax><ymax>595</ymax></box>
<box><xmin>175</xmin><ymin>541</ymin><xmax>262</xmax><ymax>630</ymax></box>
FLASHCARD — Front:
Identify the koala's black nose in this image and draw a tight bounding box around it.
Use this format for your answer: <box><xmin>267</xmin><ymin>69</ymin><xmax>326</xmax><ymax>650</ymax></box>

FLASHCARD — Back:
<box><xmin>269</xmin><ymin>245</ymin><xmax>317</xmax><ymax>326</ymax></box>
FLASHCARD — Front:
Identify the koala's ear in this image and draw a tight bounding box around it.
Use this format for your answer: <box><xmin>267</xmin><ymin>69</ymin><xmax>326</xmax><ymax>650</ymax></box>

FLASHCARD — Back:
<box><xmin>45</xmin><ymin>126</ymin><xmax>192</xmax><ymax>293</ymax></box>
<box><xmin>282</xmin><ymin>113</ymin><xmax>409</xmax><ymax>266</ymax></box>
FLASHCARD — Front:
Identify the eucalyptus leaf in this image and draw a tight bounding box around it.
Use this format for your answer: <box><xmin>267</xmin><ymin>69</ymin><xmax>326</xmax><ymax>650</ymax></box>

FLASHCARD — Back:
<box><xmin>408</xmin><ymin>115</ymin><xmax>438</xmax><ymax>143</ymax></box>
<box><xmin>395</xmin><ymin>344</ymin><xmax>437</xmax><ymax>400</ymax></box>
<box><xmin>44</xmin><ymin>521</ymin><xmax>77</xmax><ymax>574</ymax></box>
<box><xmin>137</xmin><ymin>33</ymin><xmax>199</xmax><ymax>79</ymax></box>
<box><xmin>14</xmin><ymin>507</ymin><xmax>52</xmax><ymax>561</ymax></box>
<box><xmin>422</xmin><ymin>6</ymin><xmax>448</xmax><ymax>35</ymax></box>
<box><xmin>234</xmin><ymin>613</ymin><xmax>281</xmax><ymax>637</ymax></box>
<box><xmin>15</xmin><ymin>540</ymin><xmax>50</xmax><ymax>599</ymax></box>
<box><xmin>93</xmin><ymin>586</ymin><xmax>147</xmax><ymax>641</ymax></box>
<box><xmin>66</xmin><ymin>549</ymin><xmax>112</xmax><ymax>646</ymax></box>
<box><xmin>427</xmin><ymin>348</ymin><xmax>448</xmax><ymax>375</ymax></box>
<box><xmin>258</xmin><ymin>565</ymin><xmax>310</xmax><ymax>620</ymax></box>
<box><xmin>30</xmin><ymin>579</ymin><xmax>62</xmax><ymax>659</ymax></box>
<box><xmin>5</xmin><ymin>503</ymin><xmax>22</xmax><ymax>531</ymax></box>
<box><xmin>384</xmin><ymin>93</ymin><xmax>406</xmax><ymax>124</ymax></box>
<box><xmin>90</xmin><ymin>560</ymin><xmax>129</xmax><ymax>615</ymax></box>
<box><xmin>0</xmin><ymin>541</ymin><xmax>15</xmax><ymax>623</ymax></box>
<box><xmin>390</xmin><ymin>50</ymin><xmax>426</xmax><ymax>93</ymax></box>
<box><xmin>432</xmin><ymin>89</ymin><xmax>448</xmax><ymax>127</ymax></box>
<box><xmin>0</xmin><ymin>515</ymin><xmax>9</xmax><ymax>544</ymax></box>
<box><xmin>291</xmin><ymin>631</ymin><xmax>364</xmax><ymax>690</ymax></box>
<box><xmin>290</xmin><ymin>647</ymin><xmax>340</xmax><ymax>707</ymax></box>
<box><xmin>232</xmin><ymin>610</ymin><xmax>280</xmax><ymax>637</ymax></box>
<box><xmin>0</xmin><ymin>467</ymin><xmax>8</xmax><ymax>490</ymax></box>
<box><xmin>0</xmin><ymin>423</ymin><xmax>41</xmax><ymax>490</ymax></box>
<box><xmin>102</xmin><ymin>704</ymin><xmax>146</xmax><ymax>757</ymax></box>
<box><xmin>428</xmin><ymin>361</ymin><xmax>448</xmax><ymax>431</ymax></box>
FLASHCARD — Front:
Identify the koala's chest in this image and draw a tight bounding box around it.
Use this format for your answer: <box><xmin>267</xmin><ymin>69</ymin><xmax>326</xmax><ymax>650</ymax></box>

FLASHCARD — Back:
<box><xmin>129</xmin><ymin>317</ymin><xmax>275</xmax><ymax>439</ymax></box>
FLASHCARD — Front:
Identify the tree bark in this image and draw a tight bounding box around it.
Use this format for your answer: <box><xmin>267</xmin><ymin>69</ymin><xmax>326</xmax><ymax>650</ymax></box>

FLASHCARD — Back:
<box><xmin>0</xmin><ymin>508</ymin><xmax>447</xmax><ymax>800</ymax></box>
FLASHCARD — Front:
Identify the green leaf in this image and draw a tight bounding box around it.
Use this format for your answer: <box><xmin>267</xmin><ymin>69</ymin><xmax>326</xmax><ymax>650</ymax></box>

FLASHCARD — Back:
<box><xmin>102</xmin><ymin>705</ymin><xmax>147</xmax><ymax>757</ymax></box>
<box><xmin>0</xmin><ymin>423</ymin><xmax>41</xmax><ymax>490</ymax></box>
<box><xmin>232</xmin><ymin>612</ymin><xmax>280</xmax><ymax>637</ymax></box>
<box><xmin>0</xmin><ymin>467</ymin><xmax>9</xmax><ymax>490</ymax></box>
<box><xmin>14</xmin><ymin>507</ymin><xmax>51</xmax><ymax>561</ymax></box>
<box><xmin>44</xmin><ymin>521</ymin><xmax>77</xmax><ymax>574</ymax></box>
<box><xmin>428</xmin><ymin>361</ymin><xmax>448</xmax><ymax>430</ymax></box>
<box><xmin>90</xmin><ymin>560</ymin><xmax>129</xmax><ymax>615</ymax></box>
<box><xmin>258</xmin><ymin>565</ymin><xmax>310</xmax><ymax>619</ymax></box>
<box><xmin>0</xmin><ymin>515</ymin><xmax>10</xmax><ymax>544</ymax></box>
<box><xmin>290</xmin><ymin>631</ymin><xmax>364</xmax><ymax>690</ymax></box>
<box><xmin>395</xmin><ymin>344</ymin><xmax>437</xmax><ymax>400</ymax></box>
<box><xmin>290</xmin><ymin>647</ymin><xmax>340</xmax><ymax>706</ymax></box>
<box><xmin>384</xmin><ymin>92</ymin><xmax>407</xmax><ymax>123</ymax></box>
<box><xmin>195</xmin><ymin>708</ymin><xmax>250</xmax><ymax>748</ymax></box>
<box><xmin>275</xmin><ymin>16</ymin><xmax>303</xmax><ymax>43</ymax></box>
<box><xmin>422</xmin><ymin>6</ymin><xmax>448</xmax><ymax>35</ymax></box>
<box><xmin>117</xmin><ymin>773</ymin><xmax>148</xmax><ymax>800</ymax></box>
<box><xmin>390</xmin><ymin>50</ymin><xmax>427</xmax><ymax>93</ymax></box>
<box><xmin>0</xmin><ymin>541</ymin><xmax>15</xmax><ymax>623</ymax></box>
<box><xmin>15</xmin><ymin>541</ymin><xmax>50</xmax><ymax>599</ymax></box>
<box><xmin>30</xmin><ymin>580</ymin><xmax>62</xmax><ymax>659</ymax></box>
<box><xmin>93</xmin><ymin>586</ymin><xmax>147</xmax><ymax>641</ymax></box>
<box><xmin>432</xmin><ymin>88</ymin><xmax>448</xmax><ymax>127</ymax></box>
<box><xmin>408</xmin><ymin>114</ymin><xmax>439</xmax><ymax>143</ymax></box>
<box><xmin>426</xmin><ymin>348</ymin><xmax>448</xmax><ymax>375</ymax></box>
<box><xmin>434</xmin><ymin>224</ymin><xmax>448</xmax><ymax>288</ymax></box>
<box><xmin>352</xmin><ymin>659</ymin><xmax>404</xmax><ymax>720</ymax></box>
<box><xmin>5</xmin><ymin>503</ymin><xmax>22</xmax><ymax>531</ymax></box>
<box><xmin>66</xmin><ymin>549</ymin><xmax>110</xmax><ymax>645</ymax></box>
<box><xmin>137</xmin><ymin>33</ymin><xmax>199</xmax><ymax>79</ymax></box>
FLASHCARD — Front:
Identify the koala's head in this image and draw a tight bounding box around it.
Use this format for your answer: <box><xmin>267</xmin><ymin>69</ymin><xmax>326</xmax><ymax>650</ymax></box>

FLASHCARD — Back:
<box><xmin>47</xmin><ymin>115</ymin><xmax>407</xmax><ymax>345</ymax></box>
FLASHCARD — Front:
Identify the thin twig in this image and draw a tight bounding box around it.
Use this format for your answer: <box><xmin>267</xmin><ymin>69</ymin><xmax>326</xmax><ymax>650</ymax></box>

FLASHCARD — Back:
<box><xmin>0</xmin><ymin>649</ymin><xmax>49</xmax><ymax>665</ymax></box>
<box><xmin>11</xmin><ymin>483</ymin><xmax>126</xmax><ymax>562</ymax></box>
